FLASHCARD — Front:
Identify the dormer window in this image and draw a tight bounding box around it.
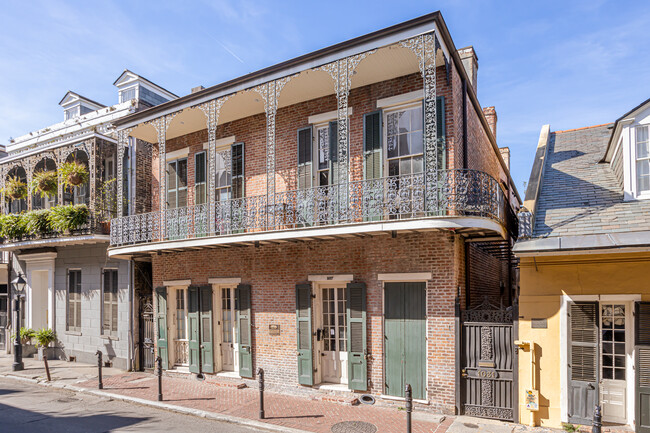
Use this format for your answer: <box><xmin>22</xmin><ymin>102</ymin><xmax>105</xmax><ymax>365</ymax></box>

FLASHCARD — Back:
<box><xmin>120</xmin><ymin>87</ymin><xmax>137</xmax><ymax>103</ymax></box>
<box><xmin>64</xmin><ymin>107</ymin><xmax>79</xmax><ymax>121</ymax></box>
<box><xmin>636</xmin><ymin>126</ymin><xmax>650</xmax><ymax>193</ymax></box>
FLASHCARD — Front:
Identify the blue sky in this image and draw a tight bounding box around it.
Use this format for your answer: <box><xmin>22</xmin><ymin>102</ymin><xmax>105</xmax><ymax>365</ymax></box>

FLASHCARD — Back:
<box><xmin>0</xmin><ymin>0</ymin><xmax>648</xmax><ymax>193</ymax></box>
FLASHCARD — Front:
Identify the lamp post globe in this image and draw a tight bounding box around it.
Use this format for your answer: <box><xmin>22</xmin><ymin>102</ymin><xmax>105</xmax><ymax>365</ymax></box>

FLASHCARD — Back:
<box><xmin>12</xmin><ymin>273</ymin><xmax>26</xmax><ymax>372</ymax></box>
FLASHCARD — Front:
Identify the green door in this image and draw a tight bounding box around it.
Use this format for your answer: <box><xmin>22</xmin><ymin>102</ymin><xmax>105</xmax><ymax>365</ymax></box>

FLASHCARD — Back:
<box><xmin>346</xmin><ymin>282</ymin><xmax>367</xmax><ymax>391</ymax></box>
<box><xmin>199</xmin><ymin>285</ymin><xmax>214</xmax><ymax>374</ymax></box>
<box><xmin>155</xmin><ymin>287</ymin><xmax>168</xmax><ymax>369</ymax></box>
<box><xmin>236</xmin><ymin>284</ymin><xmax>253</xmax><ymax>378</ymax></box>
<box><xmin>384</xmin><ymin>282</ymin><xmax>426</xmax><ymax>400</ymax></box>
<box><xmin>636</xmin><ymin>302</ymin><xmax>650</xmax><ymax>433</ymax></box>
<box><xmin>188</xmin><ymin>286</ymin><xmax>200</xmax><ymax>374</ymax></box>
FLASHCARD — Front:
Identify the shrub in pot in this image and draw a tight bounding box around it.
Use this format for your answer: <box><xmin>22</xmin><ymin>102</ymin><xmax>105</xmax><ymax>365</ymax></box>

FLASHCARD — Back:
<box><xmin>58</xmin><ymin>161</ymin><xmax>89</xmax><ymax>188</ymax></box>
<box><xmin>4</xmin><ymin>175</ymin><xmax>27</xmax><ymax>200</ymax></box>
<box><xmin>24</xmin><ymin>209</ymin><xmax>52</xmax><ymax>236</ymax></box>
<box><xmin>12</xmin><ymin>327</ymin><xmax>37</xmax><ymax>358</ymax></box>
<box><xmin>0</xmin><ymin>214</ymin><xmax>27</xmax><ymax>240</ymax></box>
<box><xmin>35</xmin><ymin>328</ymin><xmax>57</xmax><ymax>361</ymax></box>
<box><xmin>48</xmin><ymin>204</ymin><xmax>89</xmax><ymax>233</ymax></box>
<box><xmin>31</xmin><ymin>170</ymin><xmax>58</xmax><ymax>198</ymax></box>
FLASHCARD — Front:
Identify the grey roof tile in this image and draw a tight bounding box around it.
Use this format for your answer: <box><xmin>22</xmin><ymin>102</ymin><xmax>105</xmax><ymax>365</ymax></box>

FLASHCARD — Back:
<box><xmin>533</xmin><ymin>124</ymin><xmax>650</xmax><ymax>238</ymax></box>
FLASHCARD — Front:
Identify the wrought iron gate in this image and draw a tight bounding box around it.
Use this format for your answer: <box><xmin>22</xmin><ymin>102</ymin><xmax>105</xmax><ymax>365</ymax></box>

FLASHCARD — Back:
<box><xmin>139</xmin><ymin>296</ymin><xmax>155</xmax><ymax>370</ymax></box>
<box><xmin>460</xmin><ymin>298</ymin><xmax>517</xmax><ymax>422</ymax></box>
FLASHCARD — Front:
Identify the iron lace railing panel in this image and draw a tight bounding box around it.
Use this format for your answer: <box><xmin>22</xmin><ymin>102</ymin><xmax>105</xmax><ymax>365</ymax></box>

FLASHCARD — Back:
<box><xmin>109</xmin><ymin>170</ymin><xmax>509</xmax><ymax>247</ymax></box>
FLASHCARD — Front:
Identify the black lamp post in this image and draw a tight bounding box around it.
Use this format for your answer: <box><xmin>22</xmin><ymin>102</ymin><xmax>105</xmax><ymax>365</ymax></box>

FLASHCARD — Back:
<box><xmin>12</xmin><ymin>273</ymin><xmax>26</xmax><ymax>372</ymax></box>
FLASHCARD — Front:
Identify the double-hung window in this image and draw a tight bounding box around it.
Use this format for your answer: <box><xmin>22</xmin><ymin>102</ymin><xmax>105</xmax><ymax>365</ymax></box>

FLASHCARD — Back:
<box><xmin>215</xmin><ymin>148</ymin><xmax>232</xmax><ymax>201</ymax></box>
<box><xmin>636</xmin><ymin>126</ymin><xmax>650</xmax><ymax>193</ymax></box>
<box><xmin>167</xmin><ymin>158</ymin><xmax>188</xmax><ymax>208</ymax></box>
<box><xmin>102</xmin><ymin>269</ymin><xmax>118</xmax><ymax>335</ymax></box>
<box><xmin>67</xmin><ymin>270</ymin><xmax>82</xmax><ymax>332</ymax></box>
<box><xmin>385</xmin><ymin>103</ymin><xmax>424</xmax><ymax>177</ymax></box>
<box><xmin>194</xmin><ymin>152</ymin><xmax>207</xmax><ymax>205</ymax></box>
<box><xmin>297</xmin><ymin>121</ymin><xmax>338</xmax><ymax>189</ymax></box>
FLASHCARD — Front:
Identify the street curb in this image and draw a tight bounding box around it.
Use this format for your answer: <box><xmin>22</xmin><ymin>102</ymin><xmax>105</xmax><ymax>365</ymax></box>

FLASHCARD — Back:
<box><xmin>0</xmin><ymin>373</ymin><xmax>309</xmax><ymax>433</ymax></box>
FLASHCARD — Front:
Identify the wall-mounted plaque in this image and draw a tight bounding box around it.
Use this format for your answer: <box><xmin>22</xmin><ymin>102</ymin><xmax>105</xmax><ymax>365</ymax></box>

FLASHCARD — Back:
<box><xmin>531</xmin><ymin>318</ymin><xmax>547</xmax><ymax>329</ymax></box>
<box><xmin>269</xmin><ymin>324</ymin><xmax>280</xmax><ymax>336</ymax></box>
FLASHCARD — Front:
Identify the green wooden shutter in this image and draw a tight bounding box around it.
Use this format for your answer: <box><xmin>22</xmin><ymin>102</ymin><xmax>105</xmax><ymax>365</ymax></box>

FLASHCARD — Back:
<box><xmin>188</xmin><ymin>285</ymin><xmax>200</xmax><ymax>374</ymax></box>
<box><xmin>236</xmin><ymin>283</ymin><xmax>253</xmax><ymax>378</ymax></box>
<box><xmin>297</xmin><ymin>126</ymin><xmax>313</xmax><ymax>190</ymax></box>
<box><xmin>636</xmin><ymin>302</ymin><xmax>650</xmax><ymax>433</ymax></box>
<box><xmin>346</xmin><ymin>282</ymin><xmax>367</xmax><ymax>391</ymax></box>
<box><xmin>329</xmin><ymin>121</ymin><xmax>338</xmax><ymax>185</ymax></box>
<box><xmin>568</xmin><ymin>302</ymin><xmax>599</xmax><ymax>425</ymax></box>
<box><xmin>295</xmin><ymin>283</ymin><xmax>313</xmax><ymax>385</ymax></box>
<box><xmin>155</xmin><ymin>286</ymin><xmax>168</xmax><ymax>370</ymax></box>
<box><xmin>200</xmin><ymin>285</ymin><xmax>214</xmax><ymax>374</ymax></box>
<box><xmin>363</xmin><ymin>111</ymin><xmax>382</xmax><ymax>180</ymax></box>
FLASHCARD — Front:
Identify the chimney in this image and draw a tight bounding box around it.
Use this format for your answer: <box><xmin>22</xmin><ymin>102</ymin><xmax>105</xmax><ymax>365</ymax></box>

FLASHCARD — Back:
<box><xmin>457</xmin><ymin>46</ymin><xmax>478</xmax><ymax>94</ymax></box>
<box><xmin>482</xmin><ymin>106</ymin><xmax>497</xmax><ymax>140</ymax></box>
<box><xmin>499</xmin><ymin>147</ymin><xmax>510</xmax><ymax>170</ymax></box>
<box><xmin>191</xmin><ymin>85</ymin><xmax>205</xmax><ymax>94</ymax></box>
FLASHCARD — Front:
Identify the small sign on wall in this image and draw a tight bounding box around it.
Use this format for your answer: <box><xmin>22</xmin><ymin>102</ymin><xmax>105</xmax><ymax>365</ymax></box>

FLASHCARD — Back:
<box><xmin>531</xmin><ymin>318</ymin><xmax>548</xmax><ymax>329</ymax></box>
<box><xmin>269</xmin><ymin>324</ymin><xmax>280</xmax><ymax>336</ymax></box>
<box><xmin>525</xmin><ymin>389</ymin><xmax>539</xmax><ymax>411</ymax></box>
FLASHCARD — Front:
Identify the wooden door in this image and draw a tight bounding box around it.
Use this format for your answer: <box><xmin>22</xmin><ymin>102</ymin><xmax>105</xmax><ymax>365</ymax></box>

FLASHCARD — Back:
<box><xmin>384</xmin><ymin>282</ymin><xmax>426</xmax><ymax>400</ymax></box>
<box><xmin>636</xmin><ymin>302</ymin><xmax>650</xmax><ymax>433</ymax></box>
<box><xmin>568</xmin><ymin>302</ymin><xmax>599</xmax><ymax>425</ymax></box>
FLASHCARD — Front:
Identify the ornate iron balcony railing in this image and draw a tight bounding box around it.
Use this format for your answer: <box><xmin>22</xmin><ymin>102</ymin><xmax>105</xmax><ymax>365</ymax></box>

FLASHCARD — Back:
<box><xmin>110</xmin><ymin>169</ymin><xmax>515</xmax><ymax>247</ymax></box>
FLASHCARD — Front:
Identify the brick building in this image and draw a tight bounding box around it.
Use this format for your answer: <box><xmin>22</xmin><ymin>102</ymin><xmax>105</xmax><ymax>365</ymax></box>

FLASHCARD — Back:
<box><xmin>109</xmin><ymin>12</ymin><xmax>520</xmax><ymax>415</ymax></box>
<box><xmin>0</xmin><ymin>71</ymin><xmax>173</xmax><ymax>369</ymax></box>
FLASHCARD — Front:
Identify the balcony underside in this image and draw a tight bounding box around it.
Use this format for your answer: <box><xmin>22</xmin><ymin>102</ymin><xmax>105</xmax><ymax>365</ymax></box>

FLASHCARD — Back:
<box><xmin>107</xmin><ymin>216</ymin><xmax>505</xmax><ymax>259</ymax></box>
<box><xmin>0</xmin><ymin>234</ymin><xmax>110</xmax><ymax>251</ymax></box>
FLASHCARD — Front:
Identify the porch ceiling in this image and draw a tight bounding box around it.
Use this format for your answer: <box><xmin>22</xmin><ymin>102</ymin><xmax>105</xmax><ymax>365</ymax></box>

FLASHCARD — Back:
<box><xmin>129</xmin><ymin>44</ymin><xmax>444</xmax><ymax>144</ymax></box>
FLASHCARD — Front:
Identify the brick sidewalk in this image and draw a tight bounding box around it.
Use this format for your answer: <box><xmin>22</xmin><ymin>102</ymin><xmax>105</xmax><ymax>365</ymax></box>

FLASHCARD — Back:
<box><xmin>77</xmin><ymin>372</ymin><xmax>452</xmax><ymax>433</ymax></box>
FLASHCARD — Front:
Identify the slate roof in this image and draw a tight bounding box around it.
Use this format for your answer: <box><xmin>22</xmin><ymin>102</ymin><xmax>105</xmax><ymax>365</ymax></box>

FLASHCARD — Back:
<box><xmin>533</xmin><ymin>123</ymin><xmax>650</xmax><ymax>238</ymax></box>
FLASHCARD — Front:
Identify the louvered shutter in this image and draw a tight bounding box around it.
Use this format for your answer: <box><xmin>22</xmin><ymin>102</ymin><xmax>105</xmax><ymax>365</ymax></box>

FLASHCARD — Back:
<box><xmin>636</xmin><ymin>302</ymin><xmax>650</xmax><ymax>433</ymax></box>
<box><xmin>295</xmin><ymin>283</ymin><xmax>313</xmax><ymax>385</ymax></box>
<box><xmin>297</xmin><ymin>126</ymin><xmax>313</xmax><ymax>190</ymax></box>
<box><xmin>236</xmin><ymin>284</ymin><xmax>253</xmax><ymax>378</ymax></box>
<box><xmin>568</xmin><ymin>302</ymin><xmax>598</xmax><ymax>425</ymax></box>
<box><xmin>346</xmin><ymin>282</ymin><xmax>367</xmax><ymax>391</ymax></box>
<box><xmin>329</xmin><ymin>121</ymin><xmax>338</xmax><ymax>185</ymax></box>
<box><xmin>187</xmin><ymin>285</ymin><xmax>200</xmax><ymax>373</ymax></box>
<box><xmin>199</xmin><ymin>285</ymin><xmax>214</xmax><ymax>374</ymax></box>
<box><xmin>155</xmin><ymin>286</ymin><xmax>169</xmax><ymax>369</ymax></box>
<box><xmin>363</xmin><ymin>111</ymin><xmax>382</xmax><ymax>180</ymax></box>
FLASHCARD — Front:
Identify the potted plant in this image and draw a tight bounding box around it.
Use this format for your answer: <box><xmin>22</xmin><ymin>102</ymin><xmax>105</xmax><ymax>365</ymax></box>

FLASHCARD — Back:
<box><xmin>31</xmin><ymin>170</ymin><xmax>58</xmax><ymax>198</ymax></box>
<box><xmin>0</xmin><ymin>214</ymin><xmax>27</xmax><ymax>240</ymax></box>
<box><xmin>24</xmin><ymin>209</ymin><xmax>52</xmax><ymax>236</ymax></box>
<box><xmin>4</xmin><ymin>175</ymin><xmax>27</xmax><ymax>200</ymax></box>
<box><xmin>12</xmin><ymin>327</ymin><xmax>37</xmax><ymax>358</ymax></box>
<box><xmin>47</xmin><ymin>204</ymin><xmax>89</xmax><ymax>233</ymax></box>
<box><xmin>58</xmin><ymin>161</ymin><xmax>89</xmax><ymax>188</ymax></box>
<box><xmin>96</xmin><ymin>178</ymin><xmax>117</xmax><ymax>234</ymax></box>
<box><xmin>35</xmin><ymin>328</ymin><xmax>57</xmax><ymax>361</ymax></box>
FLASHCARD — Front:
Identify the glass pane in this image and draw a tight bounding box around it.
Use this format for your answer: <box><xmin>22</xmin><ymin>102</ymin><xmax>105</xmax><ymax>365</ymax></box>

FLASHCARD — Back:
<box><xmin>388</xmin><ymin>160</ymin><xmax>399</xmax><ymax>177</ymax></box>
<box><xmin>602</xmin><ymin>330</ymin><xmax>612</xmax><ymax>341</ymax></box>
<box><xmin>177</xmin><ymin>159</ymin><xmax>188</xmax><ymax>188</ymax></box>
<box><xmin>602</xmin><ymin>343</ymin><xmax>613</xmax><ymax>354</ymax></box>
<box><xmin>614</xmin><ymin>343</ymin><xmax>625</xmax><ymax>354</ymax></box>
<box><xmin>410</xmin><ymin>130</ymin><xmax>423</xmax><ymax>155</ymax></box>
<box><xmin>398</xmin><ymin>134</ymin><xmax>409</xmax><ymax>156</ymax></box>
<box><xmin>387</xmin><ymin>136</ymin><xmax>398</xmax><ymax>159</ymax></box>
<box><xmin>167</xmin><ymin>162</ymin><xmax>177</xmax><ymax>189</ymax></box>
<box><xmin>411</xmin><ymin>106</ymin><xmax>423</xmax><ymax>131</ymax></box>
<box><xmin>614</xmin><ymin>330</ymin><xmax>625</xmax><ymax>342</ymax></box>
<box><xmin>387</xmin><ymin>112</ymin><xmax>399</xmax><ymax>136</ymax></box>
<box><xmin>615</xmin><ymin>369</ymin><xmax>625</xmax><ymax>380</ymax></box>
<box><xmin>614</xmin><ymin>355</ymin><xmax>625</xmax><ymax>368</ymax></box>
<box><xmin>613</xmin><ymin>305</ymin><xmax>625</xmax><ymax>316</ymax></box>
<box><xmin>637</xmin><ymin>126</ymin><xmax>649</xmax><ymax>146</ymax></box>
<box><xmin>400</xmin><ymin>158</ymin><xmax>412</xmax><ymax>175</ymax></box>
<box><xmin>413</xmin><ymin>156</ymin><xmax>424</xmax><ymax>174</ymax></box>
<box><xmin>602</xmin><ymin>354</ymin><xmax>613</xmax><ymax>367</ymax></box>
<box><xmin>602</xmin><ymin>368</ymin><xmax>613</xmax><ymax>379</ymax></box>
<box><xmin>637</xmin><ymin>160</ymin><xmax>650</xmax><ymax>192</ymax></box>
<box><xmin>397</xmin><ymin>110</ymin><xmax>410</xmax><ymax>133</ymax></box>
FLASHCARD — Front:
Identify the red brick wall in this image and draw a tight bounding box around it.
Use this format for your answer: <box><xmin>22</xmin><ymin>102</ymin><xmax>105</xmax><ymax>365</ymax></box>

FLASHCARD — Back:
<box><xmin>467</xmin><ymin>243</ymin><xmax>510</xmax><ymax>308</ymax></box>
<box><xmin>153</xmin><ymin>231</ymin><xmax>462</xmax><ymax>414</ymax></box>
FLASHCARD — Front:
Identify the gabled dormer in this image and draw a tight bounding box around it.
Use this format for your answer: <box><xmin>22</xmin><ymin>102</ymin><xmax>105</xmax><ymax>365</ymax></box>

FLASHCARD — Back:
<box><xmin>602</xmin><ymin>98</ymin><xmax>650</xmax><ymax>201</ymax></box>
<box><xmin>58</xmin><ymin>91</ymin><xmax>105</xmax><ymax>121</ymax></box>
<box><xmin>113</xmin><ymin>69</ymin><xmax>178</xmax><ymax>108</ymax></box>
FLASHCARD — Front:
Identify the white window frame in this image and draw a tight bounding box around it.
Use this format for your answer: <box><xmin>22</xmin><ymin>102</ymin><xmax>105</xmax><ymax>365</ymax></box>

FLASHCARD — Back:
<box><xmin>166</xmin><ymin>157</ymin><xmax>188</xmax><ymax>209</ymax></box>
<box><xmin>382</xmin><ymin>101</ymin><xmax>424</xmax><ymax>178</ymax></box>
<box><xmin>67</xmin><ymin>269</ymin><xmax>82</xmax><ymax>332</ymax></box>
<box><xmin>633</xmin><ymin>124</ymin><xmax>650</xmax><ymax>199</ymax></box>
<box><xmin>313</xmin><ymin>122</ymin><xmax>332</xmax><ymax>187</ymax></box>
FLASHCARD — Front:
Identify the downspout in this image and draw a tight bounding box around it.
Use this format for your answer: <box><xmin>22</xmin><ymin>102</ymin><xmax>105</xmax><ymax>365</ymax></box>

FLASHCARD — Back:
<box><xmin>462</xmin><ymin>78</ymin><xmax>468</xmax><ymax>170</ymax></box>
<box><xmin>127</xmin><ymin>259</ymin><xmax>134</xmax><ymax>371</ymax></box>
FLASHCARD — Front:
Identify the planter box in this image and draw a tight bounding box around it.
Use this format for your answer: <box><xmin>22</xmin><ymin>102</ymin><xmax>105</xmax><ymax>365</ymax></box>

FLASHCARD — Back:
<box><xmin>37</xmin><ymin>346</ymin><xmax>57</xmax><ymax>361</ymax></box>
<box><xmin>21</xmin><ymin>344</ymin><xmax>37</xmax><ymax>358</ymax></box>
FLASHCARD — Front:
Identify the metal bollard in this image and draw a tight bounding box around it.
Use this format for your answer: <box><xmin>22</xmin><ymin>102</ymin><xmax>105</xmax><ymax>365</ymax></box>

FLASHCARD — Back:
<box><xmin>96</xmin><ymin>350</ymin><xmax>103</xmax><ymax>389</ymax></box>
<box><xmin>156</xmin><ymin>356</ymin><xmax>163</xmax><ymax>401</ymax></box>
<box><xmin>593</xmin><ymin>405</ymin><xmax>602</xmax><ymax>433</ymax></box>
<box><xmin>43</xmin><ymin>355</ymin><xmax>52</xmax><ymax>382</ymax></box>
<box><xmin>405</xmin><ymin>384</ymin><xmax>413</xmax><ymax>433</ymax></box>
<box><xmin>257</xmin><ymin>367</ymin><xmax>265</xmax><ymax>419</ymax></box>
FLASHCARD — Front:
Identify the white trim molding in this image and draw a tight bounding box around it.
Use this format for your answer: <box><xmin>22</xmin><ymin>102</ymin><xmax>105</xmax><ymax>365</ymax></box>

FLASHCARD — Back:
<box><xmin>208</xmin><ymin>277</ymin><xmax>242</xmax><ymax>285</ymax></box>
<box><xmin>166</xmin><ymin>148</ymin><xmax>189</xmax><ymax>161</ymax></box>
<box><xmin>203</xmin><ymin>135</ymin><xmax>236</xmax><ymax>150</ymax></box>
<box><xmin>308</xmin><ymin>108</ymin><xmax>353</xmax><ymax>125</ymax></box>
<box><xmin>307</xmin><ymin>274</ymin><xmax>353</xmax><ymax>283</ymax></box>
<box><xmin>377</xmin><ymin>272</ymin><xmax>431</xmax><ymax>281</ymax></box>
<box><xmin>376</xmin><ymin>90</ymin><xmax>423</xmax><ymax>109</ymax></box>
<box><xmin>163</xmin><ymin>279</ymin><xmax>191</xmax><ymax>287</ymax></box>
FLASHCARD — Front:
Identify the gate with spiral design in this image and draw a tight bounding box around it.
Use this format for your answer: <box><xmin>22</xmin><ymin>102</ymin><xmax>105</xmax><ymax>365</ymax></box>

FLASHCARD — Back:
<box><xmin>460</xmin><ymin>299</ymin><xmax>517</xmax><ymax>422</ymax></box>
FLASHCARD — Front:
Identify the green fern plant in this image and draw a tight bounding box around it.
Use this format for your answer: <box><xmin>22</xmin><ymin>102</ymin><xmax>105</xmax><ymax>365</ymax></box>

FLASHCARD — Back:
<box><xmin>47</xmin><ymin>204</ymin><xmax>89</xmax><ymax>232</ymax></box>
<box><xmin>24</xmin><ymin>209</ymin><xmax>52</xmax><ymax>235</ymax></box>
<box><xmin>30</xmin><ymin>170</ymin><xmax>58</xmax><ymax>198</ymax></box>
<box><xmin>58</xmin><ymin>161</ymin><xmax>89</xmax><ymax>188</ymax></box>
<box><xmin>35</xmin><ymin>328</ymin><xmax>57</xmax><ymax>348</ymax></box>
<box><xmin>0</xmin><ymin>214</ymin><xmax>27</xmax><ymax>239</ymax></box>
<box><xmin>4</xmin><ymin>175</ymin><xmax>27</xmax><ymax>200</ymax></box>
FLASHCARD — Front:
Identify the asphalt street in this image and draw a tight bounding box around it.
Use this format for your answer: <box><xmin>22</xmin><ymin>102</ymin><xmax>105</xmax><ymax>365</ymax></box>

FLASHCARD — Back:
<box><xmin>0</xmin><ymin>377</ymin><xmax>265</xmax><ymax>433</ymax></box>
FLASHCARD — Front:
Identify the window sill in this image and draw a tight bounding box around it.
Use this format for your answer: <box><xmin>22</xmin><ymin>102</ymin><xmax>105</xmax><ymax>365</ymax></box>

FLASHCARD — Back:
<box><xmin>66</xmin><ymin>331</ymin><xmax>82</xmax><ymax>336</ymax></box>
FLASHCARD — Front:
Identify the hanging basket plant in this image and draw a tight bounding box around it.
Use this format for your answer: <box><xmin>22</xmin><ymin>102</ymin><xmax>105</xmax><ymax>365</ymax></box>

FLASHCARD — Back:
<box><xmin>58</xmin><ymin>161</ymin><xmax>89</xmax><ymax>188</ymax></box>
<box><xmin>31</xmin><ymin>170</ymin><xmax>58</xmax><ymax>198</ymax></box>
<box><xmin>4</xmin><ymin>175</ymin><xmax>27</xmax><ymax>200</ymax></box>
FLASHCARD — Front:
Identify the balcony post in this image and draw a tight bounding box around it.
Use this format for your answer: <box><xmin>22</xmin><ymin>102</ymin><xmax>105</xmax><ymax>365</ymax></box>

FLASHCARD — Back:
<box><xmin>150</xmin><ymin>115</ymin><xmax>176</xmax><ymax>240</ymax></box>
<box><xmin>116</xmin><ymin>129</ymin><xmax>129</xmax><ymax>219</ymax></box>
<box><xmin>88</xmin><ymin>139</ymin><xmax>97</xmax><ymax>218</ymax></box>
<box><xmin>25</xmin><ymin>156</ymin><xmax>35</xmax><ymax>211</ymax></box>
<box><xmin>401</xmin><ymin>32</ymin><xmax>439</xmax><ymax>213</ymax></box>
<box><xmin>198</xmin><ymin>98</ymin><xmax>227</xmax><ymax>236</ymax></box>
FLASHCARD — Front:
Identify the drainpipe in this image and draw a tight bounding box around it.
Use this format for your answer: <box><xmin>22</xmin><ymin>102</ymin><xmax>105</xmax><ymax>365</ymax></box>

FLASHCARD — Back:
<box><xmin>462</xmin><ymin>78</ymin><xmax>468</xmax><ymax>170</ymax></box>
<box><xmin>127</xmin><ymin>259</ymin><xmax>133</xmax><ymax>371</ymax></box>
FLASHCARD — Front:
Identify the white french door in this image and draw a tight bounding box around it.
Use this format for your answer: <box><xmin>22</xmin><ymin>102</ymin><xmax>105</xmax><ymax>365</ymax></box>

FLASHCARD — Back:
<box><xmin>220</xmin><ymin>287</ymin><xmax>237</xmax><ymax>372</ymax></box>
<box><xmin>600</xmin><ymin>303</ymin><xmax>629</xmax><ymax>424</ymax></box>
<box><xmin>174</xmin><ymin>288</ymin><xmax>189</xmax><ymax>366</ymax></box>
<box><xmin>320</xmin><ymin>286</ymin><xmax>348</xmax><ymax>384</ymax></box>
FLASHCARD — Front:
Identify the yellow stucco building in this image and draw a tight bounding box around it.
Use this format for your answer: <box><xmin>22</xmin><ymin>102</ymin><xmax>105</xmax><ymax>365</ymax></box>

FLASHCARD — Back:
<box><xmin>515</xmin><ymin>111</ymin><xmax>650</xmax><ymax>433</ymax></box>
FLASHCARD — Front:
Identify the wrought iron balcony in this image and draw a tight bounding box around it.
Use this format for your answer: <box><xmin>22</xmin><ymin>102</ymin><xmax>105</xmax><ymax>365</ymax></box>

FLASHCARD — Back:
<box><xmin>110</xmin><ymin>169</ymin><xmax>516</xmax><ymax>248</ymax></box>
